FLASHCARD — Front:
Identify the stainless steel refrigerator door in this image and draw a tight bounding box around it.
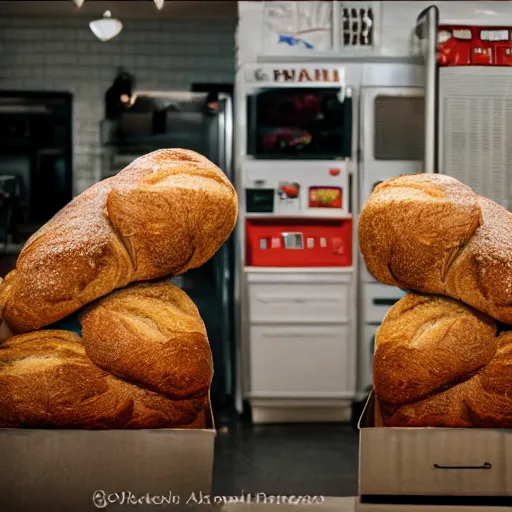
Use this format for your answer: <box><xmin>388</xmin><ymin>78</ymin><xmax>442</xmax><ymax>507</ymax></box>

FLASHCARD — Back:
<box><xmin>213</xmin><ymin>94</ymin><xmax>236</xmax><ymax>401</ymax></box>
<box><xmin>415</xmin><ymin>5</ymin><xmax>439</xmax><ymax>173</ymax></box>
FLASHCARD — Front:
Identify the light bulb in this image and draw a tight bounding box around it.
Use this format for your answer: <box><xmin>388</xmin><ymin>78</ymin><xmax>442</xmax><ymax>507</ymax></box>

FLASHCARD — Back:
<box><xmin>154</xmin><ymin>0</ymin><xmax>165</xmax><ymax>10</ymax></box>
<box><xmin>73</xmin><ymin>0</ymin><xmax>85</xmax><ymax>7</ymax></box>
<box><xmin>89</xmin><ymin>11</ymin><xmax>123</xmax><ymax>42</ymax></box>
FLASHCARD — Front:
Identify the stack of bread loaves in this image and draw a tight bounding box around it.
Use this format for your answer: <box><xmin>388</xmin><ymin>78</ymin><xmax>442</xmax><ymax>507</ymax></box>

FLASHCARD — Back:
<box><xmin>359</xmin><ymin>174</ymin><xmax>512</xmax><ymax>428</ymax></box>
<box><xmin>0</xmin><ymin>149</ymin><xmax>238</xmax><ymax>429</ymax></box>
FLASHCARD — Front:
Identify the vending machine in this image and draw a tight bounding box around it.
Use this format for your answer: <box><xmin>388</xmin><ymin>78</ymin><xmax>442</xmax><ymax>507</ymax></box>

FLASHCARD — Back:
<box><xmin>236</xmin><ymin>63</ymin><xmax>359</xmax><ymax>423</ymax></box>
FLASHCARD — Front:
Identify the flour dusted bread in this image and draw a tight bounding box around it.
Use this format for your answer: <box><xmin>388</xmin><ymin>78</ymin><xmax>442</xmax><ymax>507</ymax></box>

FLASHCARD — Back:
<box><xmin>373</xmin><ymin>293</ymin><xmax>512</xmax><ymax>428</ymax></box>
<box><xmin>0</xmin><ymin>280</ymin><xmax>213</xmax><ymax>429</ymax></box>
<box><xmin>359</xmin><ymin>174</ymin><xmax>512</xmax><ymax>324</ymax></box>
<box><xmin>0</xmin><ymin>330</ymin><xmax>206</xmax><ymax>429</ymax></box>
<box><xmin>377</xmin><ymin>333</ymin><xmax>512</xmax><ymax>428</ymax></box>
<box><xmin>3</xmin><ymin>149</ymin><xmax>238</xmax><ymax>333</ymax></box>
<box><xmin>359</xmin><ymin>174</ymin><xmax>481</xmax><ymax>295</ymax></box>
<box><xmin>373</xmin><ymin>293</ymin><xmax>497</xmax><ymax>406</ymax></box>
<box><xmin>444</xmin><ymin>197</ymin><xmax>512</xmax><ymax>325</ymax></box>
<box><xmin>80</xmin><ymin>281</ymin><xmax>213</xmax><ymax>400</ymax></box>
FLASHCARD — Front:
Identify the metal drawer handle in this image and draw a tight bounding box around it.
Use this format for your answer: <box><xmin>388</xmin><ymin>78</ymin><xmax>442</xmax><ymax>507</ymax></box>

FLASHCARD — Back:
<box><xmin>433</xmin><ymin>462</ymin><xmax>492</xmax><ymax>470</ymax></box>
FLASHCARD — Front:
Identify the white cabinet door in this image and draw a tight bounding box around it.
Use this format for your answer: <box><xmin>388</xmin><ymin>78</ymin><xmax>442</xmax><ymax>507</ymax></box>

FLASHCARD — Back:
<box><xmin>249</xmin><ymin>282</ymin><xmax>350</xmax><ymax>324</ymax></box>
<box><xmin>250</xmin><ymin>324</ymin><xmax>351</xmax><ymax>396</ymax></box>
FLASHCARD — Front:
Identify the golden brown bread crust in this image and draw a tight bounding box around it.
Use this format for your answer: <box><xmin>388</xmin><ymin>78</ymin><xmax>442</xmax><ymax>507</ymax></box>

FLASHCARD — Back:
<box><xmin>373</xmin><ymin>293</ymin><xmax>497</xmax><ymax>406</ymax></box>
<box><xmin>4</xmin><ymin>149</ymin><xmax>238</xmax><ymax>333</ymax></box>
<box><xmin>359</xmin><ymin>174</ymin><xmax>482</xmax><ymax>295</ymax></box>
<box><xmin>80</xmin><ymin>281</ymin><xmax>213</xmax><ymax>400</ymax></box>
<box><xmin>359</xmin><ymin>174</ymin><xmax>512</xmax><ymax>324</ymax></box>
<box><xmin>0</xmin><ymin>330</ymin><xmax>207</xmax><ymax>429</ymax></box>
<box><xmin>373</xmin><ymin>294</ymin><xmax>512</xmax><ymax>428</ymax></box>
<box><xmin>444</xmin><ymin>197</ymin><xmax>512</xmax><ymax>325</ymax></box>
<box><xmin>463</xmin><ymin>332</ymin><xmax>512</xmax><ymax>428</ymax></box>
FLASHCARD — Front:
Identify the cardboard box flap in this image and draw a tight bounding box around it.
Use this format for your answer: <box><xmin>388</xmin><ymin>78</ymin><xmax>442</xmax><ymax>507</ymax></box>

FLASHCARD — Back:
<box><xmin>357</xmin><ymin>392</ymin><xmax>374</xmax><ymax>429</ymax></box>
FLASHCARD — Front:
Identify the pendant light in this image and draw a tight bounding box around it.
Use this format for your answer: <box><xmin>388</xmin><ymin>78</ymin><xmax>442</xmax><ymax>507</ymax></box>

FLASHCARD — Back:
<box><xmin>73</xmin><ymin>0</ymin><xmax>85</xmax><ymax>7</ymax></box>
<box><xmin>89</xmin><ymin>11</ymin><xmax>123</xmax><ymax>42</ymax></box>
<box><xmin>154</xmin><ymin>0</ymin><xmax>165</xmax><ymax>10</ymax></box>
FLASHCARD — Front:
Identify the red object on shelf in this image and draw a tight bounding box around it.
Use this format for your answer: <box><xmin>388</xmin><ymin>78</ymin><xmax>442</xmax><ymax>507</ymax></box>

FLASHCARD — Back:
<box><xmin>437</xmin><ymin>25</ymin><xmax>512</xmax><ymax>67</ymax></box>
<box><xmin>496</xmin><ymin>45</ymin><xmax>512</xmax><ymax>65</ymax></box>
<box><xmin>309</xmin><ymin>187</ymin><xmax>342</xmax><ymax>208</ymax></box>
<box><xmin>245</xmin><ymin>218</ymin><xmax>352</xmax><ymax>267</ymax></box>
<box><xmin>471</xmin><ymin>47</ymin><xmax>492</xmax><ymax>65</ymax></box>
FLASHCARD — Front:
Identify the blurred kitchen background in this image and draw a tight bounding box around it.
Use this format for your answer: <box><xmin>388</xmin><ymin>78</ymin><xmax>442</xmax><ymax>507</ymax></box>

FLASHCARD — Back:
<box><xmin>1</xmin><ymin>0</ymin><xmax>508</xmax><ymax>498</ymax></box>
<box><xmin>0</xmin><ymin>0</ymin><xmax>237</xmax><ymax>406</ymax></box>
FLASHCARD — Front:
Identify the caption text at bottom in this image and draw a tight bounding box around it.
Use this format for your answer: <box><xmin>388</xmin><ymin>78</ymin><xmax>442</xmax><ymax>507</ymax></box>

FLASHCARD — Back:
<box><xmin>93</xmin><ymin>490</ymin><xmax>325</xmax><ymax>507</ymax></box>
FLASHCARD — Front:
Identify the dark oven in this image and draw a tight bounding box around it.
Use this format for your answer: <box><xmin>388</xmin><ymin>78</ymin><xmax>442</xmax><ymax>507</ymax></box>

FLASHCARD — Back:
<box><xmin>247</xmin><ymin>87</ymin><xmax>352</xmax><ymax>159</ymax></box>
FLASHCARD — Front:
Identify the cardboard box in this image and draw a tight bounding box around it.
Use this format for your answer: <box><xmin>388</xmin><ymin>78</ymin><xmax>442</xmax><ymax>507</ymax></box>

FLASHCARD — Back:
<box><xmin>0</xmin><ymin>405</ymin><xmax>215</xmax><ymax>512</ymax></box>
<box><xmin>358</xmin><ymin>393</ymin><xmax>512</xmax><ymax>500</ymax></box>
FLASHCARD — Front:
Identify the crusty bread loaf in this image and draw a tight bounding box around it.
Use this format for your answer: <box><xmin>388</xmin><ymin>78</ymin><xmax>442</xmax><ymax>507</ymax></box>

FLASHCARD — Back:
<box><xmin>373</xmin><ymin>293</ymin><xmax>497</xmax><ymax>406</ymax></box>
<box><xmin>80</xmin><ymin>281</ymin><xmax>213</xmax><ymax>400</ymax></box>
<box><xmin>373</xmin><ymin>293</ymin><xmax>512</xmax><ymax>428</ymax></box>
<box><xmin>3</xmin><ymin>149</ymin><xmax>238</xmax><ymax>333</ymax></box>
<box><xmin>0</xmin><ymin>330</ymin><xmax>207</xmax><ymax>429</ymax></box>
<box><xmin>359</xmin><ymin>174</ymin><xmax>512</xmax><ymax>324</ymax></box>
<box><xmin>377</xmin><ymin>333</ymin><xmax>512</xmax><ymax>428</ymax></box>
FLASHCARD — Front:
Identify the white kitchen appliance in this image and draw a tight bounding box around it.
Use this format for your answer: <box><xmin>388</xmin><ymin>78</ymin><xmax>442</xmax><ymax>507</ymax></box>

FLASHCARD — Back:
<box><xmin>235</xmin><ymin>1</ymin><xmax>512</xmax><ymax>422</ymax></box>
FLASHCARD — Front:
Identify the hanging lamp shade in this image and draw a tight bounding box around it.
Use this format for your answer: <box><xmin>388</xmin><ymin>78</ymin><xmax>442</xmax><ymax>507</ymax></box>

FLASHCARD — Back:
<box><xmin>73</xmin><ymin>0</ymin><xmax>85</xmax><ymax>7</ymax></box>
<box><xmin>154</xmin><ymin>0</ymin><xmax>165</xmax><ymax>10</ymax></box>
<box><xmin>89</xmin><ymin>11</ymin><xmax>123</xmax><ymax>42</ymax></box>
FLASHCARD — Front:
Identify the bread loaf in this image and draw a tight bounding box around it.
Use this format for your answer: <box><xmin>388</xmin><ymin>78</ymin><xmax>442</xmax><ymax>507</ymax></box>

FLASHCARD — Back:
<box><xmin>80</xmin><ymin>281</ymin><xmax>213</xmax><ymax>400</ymax></box>
<box><xmin>3</xmin><ymin>149</ymin><xmax>238</xmax><ymax>333</ymax></box>
<box><xmin>373</xmin><ymin>293</ymin><xmax>512</xmax><ymax>428</ymax></box>
<box><xmin>377</xmin><ymin>333</ymin><xmax>512</xmax><ymax>428</ymax></box>
<box><xmin>0</xmin><ymin>280</ymin><xmax>213</xmax><ymax>428</ymax></box>
<box><xmin>359</xmin><ymin>174</ymin><xmax>512</xmax><ymax>324</ymax></box>
<box><xmin>0</xmin><ymin>330</ymin><xmax>207</xmax><ymax>429</ymax></box>
<box><xmin>373</xmin><ymin>293</ymin><xmax>497</xmax><ymax>406</ymax></box>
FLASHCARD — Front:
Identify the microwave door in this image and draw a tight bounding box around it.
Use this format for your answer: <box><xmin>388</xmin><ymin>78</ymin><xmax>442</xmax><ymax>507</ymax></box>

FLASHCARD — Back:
<box><xmin>248</xmin><ymin>87</ymin><xmax>352</xmax><ymax>159</ymax></box>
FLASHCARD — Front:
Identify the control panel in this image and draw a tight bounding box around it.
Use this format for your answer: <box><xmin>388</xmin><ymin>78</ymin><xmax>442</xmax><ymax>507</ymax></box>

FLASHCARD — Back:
<box><xmin>245</xmin><ymin>218</ymin><xmax>352</xmax><ymax>267</ymax></box>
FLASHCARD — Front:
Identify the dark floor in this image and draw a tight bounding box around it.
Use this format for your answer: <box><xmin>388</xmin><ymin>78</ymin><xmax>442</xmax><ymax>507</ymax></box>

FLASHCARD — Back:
<box><xmin>186</xmin><ymin>259</ymin><xmax>360</xmax><ymax>498</ymax></box>
<box><xmin>212</xmin><ymin>408</ymin><xmax>359</xmax><ymax>497</ymax></box>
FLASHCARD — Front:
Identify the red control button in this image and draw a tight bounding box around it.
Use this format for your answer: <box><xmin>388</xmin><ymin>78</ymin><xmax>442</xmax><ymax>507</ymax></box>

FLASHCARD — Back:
<box><xmin>329</xmin><ymin>168</ymin><xmax>340</xmax><ymax>176</ymax></box>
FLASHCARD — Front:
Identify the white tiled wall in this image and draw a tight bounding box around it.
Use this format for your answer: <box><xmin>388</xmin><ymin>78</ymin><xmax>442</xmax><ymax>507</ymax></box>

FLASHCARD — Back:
<box><xmin>0</xmin><ymin>17</ymin><xmax>235</xmax><ymax>194</ymax></box>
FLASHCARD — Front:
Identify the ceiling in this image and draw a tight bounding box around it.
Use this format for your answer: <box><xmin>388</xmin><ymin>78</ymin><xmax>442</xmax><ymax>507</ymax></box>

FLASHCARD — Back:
<box><xmin>0</xmin><ymin>1</ymin><xmax>238</xmax><ymax>21</ymax></box>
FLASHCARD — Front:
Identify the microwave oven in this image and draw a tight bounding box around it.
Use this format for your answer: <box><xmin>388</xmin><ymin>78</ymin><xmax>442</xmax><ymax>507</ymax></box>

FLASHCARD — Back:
<box><xmin>247</xmin><ymin>87</ymin><xmax>353</xmax><ymax>160</ymax></box>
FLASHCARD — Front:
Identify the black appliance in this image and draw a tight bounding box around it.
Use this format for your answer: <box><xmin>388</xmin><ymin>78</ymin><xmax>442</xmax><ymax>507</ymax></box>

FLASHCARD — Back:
<box><xmin>0</xmin><ymin>92</ymin><xmax>72</xmax><ymax>242</ymax></box>
<box><xmin>101</xmin><ymin>90</ymin><xmax>221</xmax><ymax>157</ymax></box>
<box><xmin>247</xmin><ymin>87</ymin><xmax>353</xmax><ymax>159</ymax></box>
